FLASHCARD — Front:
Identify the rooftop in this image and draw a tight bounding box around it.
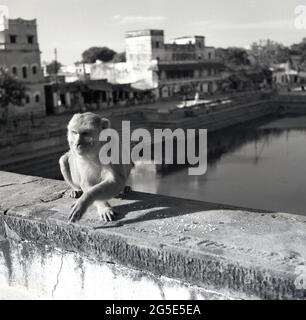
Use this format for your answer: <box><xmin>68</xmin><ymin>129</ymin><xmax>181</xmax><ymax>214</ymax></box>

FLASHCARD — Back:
<box><xmin>8</xmin><ymin>18</ymin><xmax>37</xmax><ymax>25</ymax></box>
<box><xmin>172</xmin><ymin>36</ymin><xmax>205</xmax><ymax>40</ymax></box>
<box><xmin>125</xmin><ymin>29</ymin><xmax>164</xmax><ymax>38</ymax></box>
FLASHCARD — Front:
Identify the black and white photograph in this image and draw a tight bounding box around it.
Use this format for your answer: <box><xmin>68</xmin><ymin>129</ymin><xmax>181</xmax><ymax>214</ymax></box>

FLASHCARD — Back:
<box><xmin>0</xmin><ymin>0</ymin><xmax>306</xmax><ymax>304</ymax></box>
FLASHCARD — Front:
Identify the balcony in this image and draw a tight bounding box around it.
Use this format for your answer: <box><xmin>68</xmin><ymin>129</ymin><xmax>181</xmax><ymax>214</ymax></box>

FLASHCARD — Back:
<box><xmin>159</xmin><ymin>74</ymin><xmax>226</xmax><ymax>85</ymax></box>
<box><xmin>158</xmin><ymin>59</ymin><xmax>223</xmax><ymax>70</ymax></box>
<box><xmin>1</xmin><ymin>42</ymin><xmax>39</xmax><ymax>52</ymax></box>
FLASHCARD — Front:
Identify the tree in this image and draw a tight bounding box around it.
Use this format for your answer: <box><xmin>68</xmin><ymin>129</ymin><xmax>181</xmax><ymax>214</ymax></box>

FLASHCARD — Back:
<box><xmin>46</xmin><ymin>60</ymin><xmax>62</xmax><ymax>75</ymax></box>
<box><xmin>82</xmin><ymin>46</ymin><xmax>117</xmax><ymax>63</ymax></box>
<box><xmin>290</xmin><ymin>38</ymin><xmax>306</xmax><ymax>70</ymax></box>
<box><xmin>216</xmin><ymin>47</ymin><xmax>250</xmax><ymax>66</ymax></box>
<box><xmin>112</xmin><ymin>51</ymin><xmax>126</xmax><ymax>63</ymax></box>
<box><xmin>249</xmin><ymin>40</ymin><xmax>290</xmax><ymax>67</ymax></box>
<box><xmin>290</xmin><ymin>38</ymin><xmax>306</xmax><ymax>55</ymax></box>
<box><xmin>0</xmin><ymin>67</ymin><xmax>26</xmax><ymax>124</ymax></box>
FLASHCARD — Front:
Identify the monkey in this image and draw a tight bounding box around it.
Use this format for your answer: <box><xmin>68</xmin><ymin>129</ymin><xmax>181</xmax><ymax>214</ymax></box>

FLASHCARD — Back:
<box><xmin>59</xmin><ymin>112</ymin><xmax>132</xmax><ymax>223</ymax></box>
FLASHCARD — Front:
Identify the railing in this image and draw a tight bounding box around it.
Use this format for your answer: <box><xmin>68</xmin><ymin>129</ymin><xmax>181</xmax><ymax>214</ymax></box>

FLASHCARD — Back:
<box><xmin>2</xmin><ymin>43</ymin><xmax>39</xmax><ymax>51</ymax></box>
<box><xmin>159</xmin><ymin>75</ymin><xmax>225</xmax><ymax>84</ymax></box>
<box><xmin>158</xmin><ymin>59</ymin><xmax>222</xmax><ymax>65</ymax></box>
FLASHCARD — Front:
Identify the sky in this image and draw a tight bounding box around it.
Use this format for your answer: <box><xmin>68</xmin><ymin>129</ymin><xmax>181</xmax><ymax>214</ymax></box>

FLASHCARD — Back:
<box><xmin>1</xmin><ymin>0</ymin><xmax>306</xmax><ymax>65</ymax></box>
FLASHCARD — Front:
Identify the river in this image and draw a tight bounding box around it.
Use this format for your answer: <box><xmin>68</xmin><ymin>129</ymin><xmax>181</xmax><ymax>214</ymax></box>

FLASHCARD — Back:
<box><xmin>128</xmin><ymin>115</ymin><xmax>306</xmax><ymax>215</ymax></box>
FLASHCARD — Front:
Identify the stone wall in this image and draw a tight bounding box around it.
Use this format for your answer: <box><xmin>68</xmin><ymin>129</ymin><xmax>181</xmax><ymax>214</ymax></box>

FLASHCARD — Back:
<box><xmin>0</xmin><ymin>171</ymin><xmax>305</xmax><ymax>299</ymax></box>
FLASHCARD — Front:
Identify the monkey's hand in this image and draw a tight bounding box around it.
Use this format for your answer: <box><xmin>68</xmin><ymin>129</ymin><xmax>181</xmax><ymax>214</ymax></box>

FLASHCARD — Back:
<box><xmin>68</xmin><ymin>196</ymin><xmax>89</xmax><ymax>223</ymax></box>
<box><xmin>68</xmin><ymin>189</ymin><xmax>83</xmax><ymax>199</ymax></box>
<box><xmin>100</xmin><ymin>207</ymin><xmax>116</xmax><ymax>222</ymax></box>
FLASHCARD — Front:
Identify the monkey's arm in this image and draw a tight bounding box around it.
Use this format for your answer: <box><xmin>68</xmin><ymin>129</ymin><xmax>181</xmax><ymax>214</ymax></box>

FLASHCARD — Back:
<box><xmin>88</xmin><ymin>164</ymin><xmax>126</xmax><ymax>202</ymax></box>
<box><xmin>59</xmin><ymin>152</ymin><xmax>82</xmax><ymax>191</ymax></box>
<box><xmin>69</xmin><ymin>164</ymin><xmax>126</xmax><ymax>222</ymax></box>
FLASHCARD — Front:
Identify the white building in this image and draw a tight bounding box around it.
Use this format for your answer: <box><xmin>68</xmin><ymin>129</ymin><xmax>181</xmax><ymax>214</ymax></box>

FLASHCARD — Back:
<box><xmin>271</xmin><ymin>62</ymin><xmax>299</xmax><ymax>87</ymax></box>
<box><xmin>0</xmin><ymin>18</ymin><xmax>45</xmax><ymax>118</ymax></box>
<box><xmin>43</xmin><ymin>62</ymin><xmax>91</xmax><ymax>83</ymax></box>
<box><xmin>91</xmin><ymin>29</ymin><xmax>224</xmax><ymax>99</ymax></box>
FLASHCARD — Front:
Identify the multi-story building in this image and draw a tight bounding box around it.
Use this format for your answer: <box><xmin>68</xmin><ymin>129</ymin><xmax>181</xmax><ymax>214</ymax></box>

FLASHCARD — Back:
<box><xmin>0</xmin><ymin>18</ymin><xmax>45</xmax><ymax>118</ymax></box>
<box><xmin>91</xmin><ymin>29</ymin><xmax>225</xmax><ymax>99</ymax></box>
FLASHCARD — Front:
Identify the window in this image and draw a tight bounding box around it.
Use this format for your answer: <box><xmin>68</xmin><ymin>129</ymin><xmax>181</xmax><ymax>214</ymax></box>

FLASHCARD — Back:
<box><xmin>166</xmin><ymin>70</ymin><xmax>194</xmax><ymax>80</ymax></box>
<box><xmin>32</xmin><ymin>65</ymin><xmax>37</xmax><ymax>75</ymax></box>
<box><xmin>35</xmin><ymin>94</ymin><xmax>40</xmax><ymax>103</ymax></box>
<box><xmin>208</xmin><ymin>52</ymin><xmax>212</xmax><ymax>59</ymax></box>
<box><xmin>156</xmin><ymin>41</ymin><xmax>160</xmax><ymax>48</ymax></box>
<box><xmin>25</xmin><ymin>95</ymin><xmax>30</xmax><ymax>104</ymax></box>
<box><xmin>22</xmin><ymin>66</ymin><xmax>28</xmax><ymax>79</ymax></box>
<box><xmin>27</xmin><ymin>35</ymin><xmax>34</xmax><ymax>44</ymax></box>
<box><xmin>60</xmin><ymin>94</ymin><xmax>66</xmax><ymax>106</ymax></box>
<box><xmin>10</xmin><ymin>35</ymin><xmax>17</xmax><ymax>43</ymax></box>
<box><xmin>101</xmin><ymin>91</ymin><xmax>106</xmax><ymax>102</ymax></box>
<box><xmin>12</xmin><ymin>66</ymin><xmax>18</xmax><ymax>76</ymax></box>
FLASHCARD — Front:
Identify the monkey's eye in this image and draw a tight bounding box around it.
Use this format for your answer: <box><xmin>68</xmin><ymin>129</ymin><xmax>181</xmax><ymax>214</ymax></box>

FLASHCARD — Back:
<box><xmin>82</xmin><ymin>131</ymin><xmax>93</xmax><ymax>137</ymax></box>
<box><xmin>71</xmin><ymin>130</ymin><xmax>78</xmax><ymax>135</ymax></box>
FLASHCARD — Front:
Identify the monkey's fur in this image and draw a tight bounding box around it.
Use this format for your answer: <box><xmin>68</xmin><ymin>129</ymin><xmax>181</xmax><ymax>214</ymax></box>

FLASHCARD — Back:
<box><xmin>59</xmin><ymin>112</ymin><xmax>132</xmax><ymax>223</ymax></box>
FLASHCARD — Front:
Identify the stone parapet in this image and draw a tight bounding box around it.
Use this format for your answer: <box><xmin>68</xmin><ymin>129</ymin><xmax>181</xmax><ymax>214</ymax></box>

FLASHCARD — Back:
<box><xmin>0</xmin><ymin>171</ymin><xmax>306</xmax><ymax>299</ymax></box>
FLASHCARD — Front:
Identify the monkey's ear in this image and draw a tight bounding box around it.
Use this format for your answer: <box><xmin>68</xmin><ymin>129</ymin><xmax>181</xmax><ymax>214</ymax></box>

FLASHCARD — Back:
<box><xmin>101</xmin><ymin>118</ymin><xmax>111</xmax><ymax>129</ymax></box>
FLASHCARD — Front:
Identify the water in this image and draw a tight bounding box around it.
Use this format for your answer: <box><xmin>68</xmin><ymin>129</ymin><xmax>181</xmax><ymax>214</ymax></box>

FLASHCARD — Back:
<box><xmin>128</xmin><ymin>115</ymin><xmax>306</xmax><ymax>215</ymax></box>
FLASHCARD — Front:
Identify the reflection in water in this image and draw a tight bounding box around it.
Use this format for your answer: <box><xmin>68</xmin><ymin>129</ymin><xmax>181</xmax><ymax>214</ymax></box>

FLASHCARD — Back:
<box><xmin>128</xmin><ymin>115</ymin><xmax>306</xmax><ymax>215</ymax></box>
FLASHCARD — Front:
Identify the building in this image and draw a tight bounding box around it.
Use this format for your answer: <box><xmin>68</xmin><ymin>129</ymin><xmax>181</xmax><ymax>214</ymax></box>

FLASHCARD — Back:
<box><xmin>0</xmin><ymin>18</ymin><xmax>45</xmax><ymax>118</ymax></box>
<box><xmin>43</xmin><ymin>62</ymin><xmax>91</xmax><ymax>84</ymax></box>
<box><xmin>220</xmin><ymin>65</ymin><xmax>271</xmax><ymax>92</ymax></box>
<box><xmin>91</xmin><ymin>29</ymin><xmax>224</xmax><ymax>99</ymax></box>
<box><xmin>271</xmin><ymin>62</ymin><xmax>299</xmax><ymax>87</ymax></box>
<box><xmin>44</xmin><ymin>79</ymin><xmax>153</xmax><ymax>114</ymax></box>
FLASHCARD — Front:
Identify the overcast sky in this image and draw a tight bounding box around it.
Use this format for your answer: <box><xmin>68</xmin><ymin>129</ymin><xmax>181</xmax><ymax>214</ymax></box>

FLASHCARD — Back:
<box><xmin>1</xmin><ymin>0</ymin><xmax>305</xmax><ymax>64</ymax></box>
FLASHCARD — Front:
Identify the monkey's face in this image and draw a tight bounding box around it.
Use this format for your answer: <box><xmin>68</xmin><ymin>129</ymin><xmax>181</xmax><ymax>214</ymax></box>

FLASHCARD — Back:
<box><xmin>67</xmin><ymin>113</ymin><xmax>111</xmax><ymax>157</ymax></box>
<box><xmin>68</xmin><ymin>121</ymin><xmax>101</xmax><ymax>157</ymax></box>
<box><xmin>68</xmin><ymin>126</ymin><xmax>100</xmax><ymax>156</ymax></box>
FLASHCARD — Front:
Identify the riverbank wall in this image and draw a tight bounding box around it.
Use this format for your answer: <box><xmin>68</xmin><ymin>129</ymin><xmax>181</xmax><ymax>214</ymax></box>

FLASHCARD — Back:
<box><xmin>0</xmin><ymin>93</ymin><xmax>306</xmax><ymax>179</ymax></box>
<box><xmin>0</xmin><ymin>171</ymin><xmax>305</xmax><ymax>299</ymax></box>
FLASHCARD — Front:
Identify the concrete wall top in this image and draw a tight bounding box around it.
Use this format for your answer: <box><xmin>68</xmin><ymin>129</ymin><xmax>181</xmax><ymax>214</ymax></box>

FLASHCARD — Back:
<box><xmin>0</xmin><ymin>171</ymin><xmax>306</xmax><ymax>299</ymax></box>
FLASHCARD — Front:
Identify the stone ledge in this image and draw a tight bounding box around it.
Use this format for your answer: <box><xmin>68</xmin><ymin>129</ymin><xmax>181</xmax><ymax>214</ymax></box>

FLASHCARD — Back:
<box><xmin>0</xmin><ymin>171</ymin><xmax>306</xmax><ymax>300</ymax></box>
